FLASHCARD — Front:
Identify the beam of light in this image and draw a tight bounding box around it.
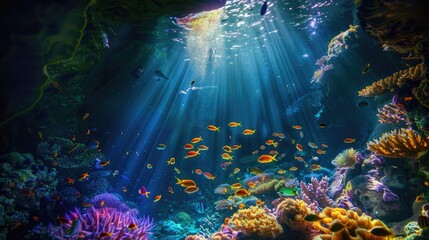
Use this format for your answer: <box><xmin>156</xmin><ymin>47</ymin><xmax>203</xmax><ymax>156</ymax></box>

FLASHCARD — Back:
<box><xmin>103</xmin><ymin>0</ymin><xmax>352</xmax><ymax>215</ymax></box>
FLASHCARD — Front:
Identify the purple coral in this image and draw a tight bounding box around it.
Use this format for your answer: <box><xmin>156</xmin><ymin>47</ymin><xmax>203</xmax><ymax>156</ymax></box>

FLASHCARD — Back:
<box><xmin>299</xmin><ymin>176</ymin><xmax>334</xmax><ymax>212</ymax></box>
<box><xmin>366</xmin><ymin>176</ymin><xmax>399</xmax><ymax>202</ymax></box>
<box><xmin>91</xmin><ymin>193</ymin><xmax>130</xmax><ymax>212</ymax></box>
<box><xmin>49</xmin><ymin>206</ymin><xmax>154</xmax><ymax>239</ymax></box>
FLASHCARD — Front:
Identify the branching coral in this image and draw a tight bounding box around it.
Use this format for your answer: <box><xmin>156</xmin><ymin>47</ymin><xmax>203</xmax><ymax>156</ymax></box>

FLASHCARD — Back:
<box><xmin>49</xmin><ymin>206</ymin><xmax>154</xmax><ymax>239</ymax></box>
<box><xmin>227</xmin><ymin>206</ymin><xmax>283</xmax><ymax>238</ymax></box>
<box><xmin>331</xmin><ymin>148</ymin><xmax>358</xmax><ymax>169</ymax></box>
<box><xmin>312</xmin><ymin>207</ymin><xmax>392</xmax><ymax>240</ymax></box>
<box><xmin>299</xmin><ymin>176</ymin><xmax>335</xmax><ymax>212</ymax></box>
<box><xmin>367</xmin><ymin>128</ymin><xmax>429</xmax><ymax>158</ymax></box>
<box><xmin>377</xmin><ymin>103</ymin><xmax>411</xmax><ymax>125</ymax></box>
<box><xmin>358</xmin><ymin>64</ymin><xmax>424</xmax><ymax>97</ymax></box>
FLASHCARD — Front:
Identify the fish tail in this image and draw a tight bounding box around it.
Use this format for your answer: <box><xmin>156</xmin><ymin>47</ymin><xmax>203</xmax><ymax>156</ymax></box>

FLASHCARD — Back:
<box><xmin>273</xmin><ymin>154</ymin><xmax>278</xmax><ymax>161</ymax></box>
<box><xmin>146</xmin><ymin>192</ymin><xmax>150</xmax><ymax>198</ymax></box>
<box><xmin>175</xmin><ymin>177</ymin><xmax>181</xmax><ymax>185</ymax></box>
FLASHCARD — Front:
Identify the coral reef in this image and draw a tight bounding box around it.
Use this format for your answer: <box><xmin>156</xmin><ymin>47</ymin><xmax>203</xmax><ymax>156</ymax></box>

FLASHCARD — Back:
<box><xmin>227</xmin><ymin>206</ymin><xmax>283</xmax><ymax>238</ymax></box>
<box><xmin>377</xmin><ymin>103</ymin><xmax>411</xmax><ymax>125</ymax></box>
<box><xmin>274</xmin><ymin>198</ymin><xmax>316</xmax><ymax>240</ymax></box>
<box><xmin>368</xmin><ymin>128</ymin><xmax>429</xmax><ymax>159</ymax></box>
<box><xmin>90</xmin><ymin>193</ymin><xmax>130</xmax><ymax>211</ymax></box>
<box><xmin>331</xmin><ymin>148</ymin><xmax>358</xmax><ymax>169</ymax></box>
<box><xmin>37</xmin><ymin>137</ymin><xmax>104</xmax><ymax>169</ymax></box>
<box><xmin>249</xmin><ymin>179</ymin><xmax>282</xmax><ymax>195</ymax></box>
<box><xmin>312</xmin><ymin>207</ymin><xmax>392</xmax><ymax>240</ymax></box>
<box><xmin>49</xmin><ymin>206</ymin><xmax>154</xmax><ymax>239</ymax></box>
<box><xmin>358</xmin><ymin>64</ymin><xmax>424</xmax><ymax>97</ymax></box>
<box><xmin>299</xmin><ymin>176</ymin><xmax>335</xmax><ymax>212</ymax></box>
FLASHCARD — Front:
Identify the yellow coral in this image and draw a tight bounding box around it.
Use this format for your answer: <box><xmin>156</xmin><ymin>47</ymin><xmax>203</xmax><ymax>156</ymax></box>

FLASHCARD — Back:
<box><xmin>358</xmin><ymin>64</ymin><xmax>423</xmax><ymax>97</ymax></box>
<box><xmin>331</xmin><ymin>148</ymin><xmax>358</xmax><ymax>168</ymax></box>
<box><xmin>249</xmin><ymin>179</ymin><xmax>279</xmax><ymax>195</ymax></box>
<box><xmin>368</xmin><ymin>128</ymin><xmax>429</xmax><ymax>159</ymax></box>
<box><xmin>275</xmin><ymin>198</ymin><xmax>314</xmax><ymax>231</ymax></box>
<box><xmin>228</xmin><ymin>206</ymin><xmax>283</xmax><ymax>238</ymax></box>
<box><xmin>313</xmin><ymin>207</ymin><xmax>392</xmax><ymax>240</ymax></box>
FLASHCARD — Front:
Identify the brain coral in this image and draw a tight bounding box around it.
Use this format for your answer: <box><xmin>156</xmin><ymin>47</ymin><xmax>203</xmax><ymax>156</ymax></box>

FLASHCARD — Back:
<box><xmin>228</xmin><ymin>206</ymin><xmax>283</xmax><ymax>238</ymax></box>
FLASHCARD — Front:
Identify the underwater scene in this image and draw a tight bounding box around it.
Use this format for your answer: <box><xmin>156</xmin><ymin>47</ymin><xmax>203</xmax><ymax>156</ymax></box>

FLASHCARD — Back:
<box><xmin>1</xmin><ymin>0</ymin><xmax>429</xmax><ymax>239</ymax></box>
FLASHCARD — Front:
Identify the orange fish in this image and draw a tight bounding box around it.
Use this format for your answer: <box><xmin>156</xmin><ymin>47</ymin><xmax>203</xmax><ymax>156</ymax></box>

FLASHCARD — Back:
<box><xmin>238</xmin><ymin>203</ymin><xmax>245</xmax><ymax>209</ymax></box>
<box><xmin>265</xmin><ymin>139</ymin><xmax>278</xmax><ymax>148</ymax></box>
<box><xmin>242</xmin><ymin>129</ymin><xmax>256</xmax><ymax>135</ymax></box>
<box><xmin>195</xmin><ymin>169</ymin><xmax>203</xmax><ymax>175</ymax></box>
<box><xmin>185</xmin><ymin>150</ymin><xmax>200</xmax><ymax>158</ymax></box>
<box><xmin>168</xmin><ymin>186</ymin><xmax>174</xmax><ymax>194</ymax></box>
<box><xmin>280</xmin><ymin>153</ymin><xmax>286</xmax><ymax>158</ymax></box>
<box><xmin>82</xmin><ymin>112</ymin><xmax>90</xmax><ymax>120</ymax></box>
<box><xmin>183</xmin><ymin>143</ymin><xmax>194</xmax><ymax>150</ymax></box>
<box><xmin>296</xmin><ymin>144</ymin><xmax>303</xmax><ymax>151</ymax></box>
<box><xmin>258</xmin><ymin>154</ymin><xmax>277</xmax><ymax>163</ymax></box>
<box><xmin>292</xmin><ymin>125</ymin><xmax>302</xmax><ymax>130</ymax></box>
<box><xmin>207</xmin><ymin>125</ymin><xmax>220</xmax><ymax>131</ymax></box>
<box><xmin>295</xmin><ymin>156</ymin><xmax>304</xmax><ymax>161</ymax></box>
<box><xmin>277</xmin><ymin>169</ymin><xmax>286</xmax><ymax>174</ymax></box>
<box><xmin>424</xmin><ymin>181</ymin><xmax>429</xmax><ymax>187</ymax></box>
<box><xmin>316</xmin><ymin>150</ymin><xmax>326</xmax><ymax>154</ymax></box>
<box><xmin>416</xmin><ymin>194</ymin><xmax>424</xmax><ymax>203</ymax></box>
<box><xmin>321</xmin><ymin>144</ymin><xmax>328</xmax><ymax>148</ymax></box>
<box><xmin>82</xmin><ymin>202</ymin><xmax>92</xmax><ymax>207</ymax></box>
<box><xmin>248</xmin><ymin>182</ymin><xmax>256</xmax><ymax>188</ymax></box>
<box><xmin>233</xmin><ymin>168</ymin><xmax>240</xmax><ymax>174</ymax></box>
<box><xmin>138</xmin><ymin>186</ymin><xmax>150</xmax><ymax>198</ymax></box>
<box><xmin>78</xmin><ymin>173</ymin><xmax>89</xmax><ymax>181</ymax></box>
<box><xmin>184</xmin><ymin>186</ymin><xmax>199</xmax><ymax>194</ymax></box>
<box><xmin>191</xmin><ymin>136</ymin><xmax>203</xmax><ymax>144</ymax></box>
<box><xmin>56</xmin><ymin>216</ymin><xmax>70</xmax><ymax>224</ymax></box>
<box><xmin>99</xmin><ymin>161</ymin><xmax>110</xmax><ymax>167</ymax></box>
<box><xmin>310</xmin><ymin>164</ymin><xmax>321</xmax><ymax>171</ymax></box>
<box><xmin>404</xmin><ymin>96</ymin><xmax>414</xmax><ymax>101</ymax></box>
<box><xmin>99</xmin><ymin>232</ymin><xmax>112</xmax><ymax>238</ymax></box>
<box><xmin>128</xmin><ymin>223</ymin><xmax>138</xmax><ymax>231</ymax></box>
<box><xmin>198</xmin><ymin>145</ymin><xmax>209</xmax><ymax>151</ymax></box>
<box><xmin>52</xmin><ymin>194</ymin><xmax>61</xmax><ymax>201</ymax></box>
<box><xmin>228</xmin><ymin>122</ymin><xmax>242</xmax><ymax>127</ymax></box>
<box><xmin>343</xmin><ymin>138</ymin><xmax>356</xmax><ymax>143</ymax></box>
<box><xmin>175</xmin><ymin>177</ymin><xmax>196</xmax><ymax>187</ymax></box>
<box><xmin>231</xmin><ymin>183</ymin><xmax>243</xmax><ymax>189</ymax></box>
<box><xmin>100</xmin><ymin>200</ymin><xmax>105</xmax><ymax>207</ymax></box>
<box><xmin>256</xmin><ymin>199</ymin><xmax>264</xmax><ymax>206</ymax></box>
<box><xmin>203</xmin><ymin>172</ymin><xmax>215</xmax><ymax>180</ymax></box>
<box><xmin>289</xmin><ymin>166</ymin><xmax>298</xmax><ymax>171</ymax></box>
<box><xmin>167</xmin><ymin>157</ymin><xmax>176</xmax><ymax>165</ymax></box>
<box><xmin>153</xmin><ymin>195</ymin><xmax>162</xmax><ymax>202</ymax></box>
<box><xmin>65</xmin><ymin>178</ymin><xmax>75</xmax><ymax>184</ymax></box>
<box><xmin>122</xmin><ymin>187</ymin><xmax>127</xmax><ymax>192</ymax></box>
<box><xmin>231</xmin><ymin>144</ymin><xmax>242</xmax><ymax>150</ymax></box>
<box><xmin>235</xmin><ymin>188</ymin><xmax>250</xmax><ymax>197</ymax></box>
<box><xmin>221</xmin><ymin>153</ymin><xmax>233</xmax><ymax>160</ymax></box>
<box><xmin>222</xmin><ymin>145</ymin><xmax>233</xmax><ymax>153</ymax></box>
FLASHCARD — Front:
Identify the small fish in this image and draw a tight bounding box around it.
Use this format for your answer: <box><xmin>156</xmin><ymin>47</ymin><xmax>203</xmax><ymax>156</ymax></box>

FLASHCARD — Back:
<box><xmin>233</xmin><ymin>168</ymin><xmax>240</xmax><ymax>174</ymax></box>
<box><xmin>147</xmin><ymin>164</ymin><xmax>153</xmax><ymax>169</ymax></box>
<box><xmin>138</xmin><ymin>186</ymin><xmax>150</xmax><ymax>198</ymax></box>
<box><xmin>242</xmin><ymin>129</ymin><xmax>256</xmax><ymax>135</ymax></box>
<box><xmin>362</xmin><ymin>63</ymin><xmax>371</xmax><ymax>74</ymax></box>
<box><xmin>319</xmin><ymin>123</ymin><xmax>327</xmax><ymax>128</ymax></box>
<box><xmin>304</xmin><ymin>214</ymin><xmax>323</xmax><ymax>222</ymax></box>
<box><xmin>198</xmin><ymin>145</ymin><xmax>209</xmax><ymax>151</ymax></box>
<box><xmin>174</xmin><ymin>167</ymin><xmax>180</xmax><ymax>174</ymax></box>
<box><xmin>37</xmin><ymin>131</ymin><xmax>43</xmax><ymax>140</ymax></box>
<box><xmin>260</xmin><ymin>1</ymin><xmax>268</xmax><ymax>15</ymax></box>
<box><xmin>100</xmin><ymin>200</ymin><xmax>105</xmax><ymax>207</ymax></box>
<box><xmin>260</xmin><ymin>145</ymin><xmax>266</xmax><ymax>150</ymax></box>
<box><xmin>231</xmin><ymin>144</ymin><xmax>242</xmax><ymax>150</ymax></box>
<box><xmin>203</xmin><ymin>172</ymin><xmax>215</xmax><ymax>180</ymax></box>
<box><xmin>296</xmin><ymin>144</ymin><xmax>303</xmax><ymax>151</ymax></box>
<box><xmin>183</xmin><ymin>143</ymin><xmax>194</xmax><ymax>150</ymax></box>
<box><xmin>343</xmin><ymin>138</ymin><xmax>356</xmax><ymax>143</ymax></box>
<box><xmin>228</xmin><ymin>122</ymin><xmax>241</xmax><ymax>127</ymax></box>
<box><xmin>78</xmin><ymin>173</ymin><xmax>89</xmax><ymax>181</ymax></box>
<box><xmin>329</xmin><ymin>220</ymin><xmax>345</xmax><ymax>232</ymax></box>
<box><xmin>278</xmin><ymin>133</ymin><xmax>285</xmax><ymax>139</ymax></box>
<box><xmin>195</xmin><ymin>169</ymin><xmax>203</xmax><ymax>175</ymax></box>
<box><xmin>52</xmin><ymin>194</ymin><xmax>61</xmax><ymax>201</ymax></box>
<box><xmin>295</xmin><ymin>156</ymin><xmax>304</xmax><ymax>161</ymax></box>
<box><xmin>256</xmin><ymin>199</ymin><xmax>264</xmax><ymax>206</ymax></box>
<box><xmin>168</xmin><ymin>186</ymin><xmax>174</xmax><ymax>194</ymax></box>
<box><xmin>82</xmin><ymin>113</ymin><xmax>90</xmax><ymax>120</ymax></box>
<box><xmin>252</xmin><ymin>150</ymin><xmax>259</xmax><ymax>155</ymax></box>
<box><xmin>292</xmin><ymin>125</ymin><xmax>302</xmax><ymax>130</ymax></box>
<box><xmin>185</xmin><ymin>150</ymin><xmax>200</xmax><ymax>158</ymax></box>
<box><xmin>235</xmin><ymin>188</ymin><xmax>250</xmax><ymax>197</ymax></box>
<box><xmin>122</xmin><ymin>187</ymin><xmax>127</xmax><ymax>192</ymax></box>
<box><xmin>222</xmin><ymin>153</ymin><xmax>233</xmax><ymax>160</ymax></box>
<box><xmin>82</xmin><ymin>202</ymin><xmax>92</xmax><ymax>207</ymax></box>
<box><xmin>223</xmin><ymin>145</ymin><xmax>233</xmax><ymax>153</ymax></box>
<box><xmin>269</xmin><ymin>150</ymin><xmax>278</xmax><ymax>155</ymax></box>
<box><xmin>32</xmin><ymin>215</ymin><xmax>40</xmax><ymax>222</ymax></box>
<box><xmin>300</xmin><ymin>131</ymin><xmax>304</xmax><ymax>138</ymax></box>
<box><xmin>316</xmin><ymin>150</ymin><xmax>326</xmax><ymax>154</ymax></box>
<box><xmin>167</xmin><ymin>157</ymin><xmax>176</xmax><ymax>165</ymax></box>
<box><xmin>231</xmin><ymin>183</ymin><xmax>242</xmax><ymax>189</ymax></box>
<box><xmin>190</xmin><ymin>80</ymin><xmax>195</xmax><ymax>85</ymax></box>
<box><xmin>310</xmin><ymin>164</ymin><xmax>321</xmax><ymax>171</ymax></box>
<box><xmin>99</xmin><ymin>232</ymin><xmax>112</xmax><ymax>238</ymax></box>
<box><xmin>207</xmin><ymin>125</ymin><xmax>220</xmax><ymax>131</ymax></box>
<box><xmin>278</xmin><ymin>187</ymin><xmax>299</xmax><ymax>197</ymax></box>
<box><xmin>128</xmin><ymin>223</ymin><xmax>138</xmax><ymax>231</ymax></box>
<box><xmin>56</xmin><ymin>216</ymin><xmax>70</xmax><ymax>224</ymax></box>
<box><xmin>248</xmin><ymin>182</ymin><xmax>256</xmax><ymax>188</ymax></box>
<box><xmin>153</xmin><ymin>195</ymin><xmax>162</xmax><ymax>202</ymax></box>
<box><xmin>98</xmin><ymin>161</ymin><xmax>110</xmax><ymax>167</ymax></box>
<box><xmin>67</xmin><ymin>144</ymin><xmax>79</xmax><ymax>154</ymax></box>
<box><xmin>321</xmin><ymin>144</ymin><xmax>328</xmax><ymax>148</ymax></box>
<box><xmin>258</xmin><ymin>154</ymin><xmax>277</xmax><ymax>163</ymax></box>
<box><xmin>308</xmin><ymin>142</ymin><xmax>318</xmax><ymax>149</ymax></box>
<box><xmin>247</xmin><ymin>167</ymin><xmax>263</xmax><ymax>175</ymax></box>
<box><xmin>277</xmin><ymin>169</ymin><xmax>286</xmax><ymax>174</ymax></box>
<box><xmin>357</xmin><ymin>101</ymin><xmax>369</xmax><ymax>108</ymax></box>
<box><xmin>157</xmin><ymin>144</ymin><xmax>166</xmax><ymax>150</ymax></box>
<box><xmin>416</xmin><ymin>193</ymin><xmax>424</xmax><ymax>202</ymax></box>
<box><xmin>369</xmin><ymin>226</ymin><xmax>392</xmax><ymax>237</ymax></box>
<box><xmin>238</xmin><ymin>203</ymin><xmax>245</xmax><ymax>209</ymax></box>
<box><xmin>266</xmin><ymin>139</ymin><xmax>278</xmax><ymax>148</ymax></box>
<box><xmin>175</xmin><ymin>177</ymin><xmax>196</xmax><ymax>187</ymax></box>
<box><xmin>191</xmin><ymin>136</ymin><xmax>203</xmax><ymax>143</ymax></box>
<box><xmin>65</xmin><ymin>178</ymin><xmax>75</xmax><ymax>184</ymax></box>
<box><xmin>184</xmin><ymin>186</ymin><xmax>199</xmax><ymax>194</ymax></box>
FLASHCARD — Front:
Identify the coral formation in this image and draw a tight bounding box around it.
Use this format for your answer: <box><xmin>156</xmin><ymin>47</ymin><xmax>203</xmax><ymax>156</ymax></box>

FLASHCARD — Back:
<box><xmin>299</xmin><ymin>176</ymin><xmax>335</xmax><ymax>212</ymax></box>
<box><xmin>331</xmin><ymin>148</ymin><xmax>358</xmax><ymax>169</ymax></box>
<box><xmin>214</xmin><ymin>184</ymin><xmax>230</xmax><ymax>195</ymax></box>
<box><xmin>249</xmin><ymin>179</ymin><xmax>282</xmax><ymax>195</ymax></box>
<box><xmin>274</xmin><ymin>198</ymin><xmax>315</xmax><ymax>239</ymax></box>
<box><xmin>90</xmin><ymin>193</ymin><xmax>130</xmax><ymax>211</ymax></box>
<box><xmin>368</xmin><ymin>128</ymin><xmax>429</xmax><ymax>159</ymax></box>
<box><xmin>358</xmin><ymin>64</ymin><xmax>424</xmax><ymax>97</ymax></box>
<box><xmin>312</xmin><ymin>207</ymin><xmax>392</xmax><ymax>240</ymax></box>
<box><xmin>227</xmin><ymin>206</ymin><xmax>283</xmax><ymax>238</ymax></box>
<box><xmin>49</xmin><ymin>206</ymin><xmax>154</xmax><ymax>239</ymax></box>
<box><xmin>377</xmin><ymin>103</ymin><xmax>411</xmax><ymax>125</ymax></box>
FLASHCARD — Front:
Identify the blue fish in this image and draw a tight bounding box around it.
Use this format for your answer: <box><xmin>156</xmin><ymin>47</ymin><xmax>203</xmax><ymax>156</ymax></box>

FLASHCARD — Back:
<box><xmin>260</xmin><ymin>1</ymin><xmax>268</xmax><ymax>16</ymax></box>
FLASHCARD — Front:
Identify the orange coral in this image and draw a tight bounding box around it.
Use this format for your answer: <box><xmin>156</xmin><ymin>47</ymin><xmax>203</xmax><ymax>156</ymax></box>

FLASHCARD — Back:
<box><xmin>228</xmin><ymin>206</ymin><xmax>283</xmax><ymax>238</ymax></box>
<box><xmin>358</xmin><ymin>64</ymin><xmax>423</xmax><ymax>97</ymax></box>
<box><xmin>275</xmin><ymin>198</ymin><xmax>314</xmax><ymax>232</ymax></box>
<box><xmin>313</xmin><ymin>207</ymin><xmax>392</xmax><ymax>240</ymax></box>
<box><xmin>368</xmin><ymin>128</ymin><xmax>429</xmax><ymax>159</ymax></box>
<box><xmin>377</xmin><ymin>103</ymin><xmax>410</xmax><ymax>125</ymax></box>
